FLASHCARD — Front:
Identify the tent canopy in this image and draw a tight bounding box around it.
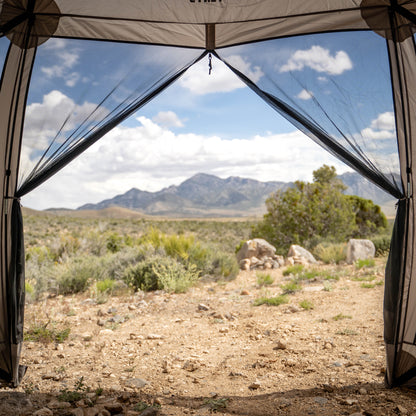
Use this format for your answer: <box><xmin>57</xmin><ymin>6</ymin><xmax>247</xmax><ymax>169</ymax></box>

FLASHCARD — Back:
<box><xmin>0</xmin><ymin>0</ymin><xmax>415</xmax><ymax>388</ymax></box>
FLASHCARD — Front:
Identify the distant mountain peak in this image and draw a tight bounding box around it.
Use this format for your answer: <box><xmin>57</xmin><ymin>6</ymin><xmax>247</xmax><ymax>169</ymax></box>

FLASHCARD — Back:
<box><xmin>77</xmin><ymin>172</ymin><xmax>396</xmax><ymax>218</ymax></box>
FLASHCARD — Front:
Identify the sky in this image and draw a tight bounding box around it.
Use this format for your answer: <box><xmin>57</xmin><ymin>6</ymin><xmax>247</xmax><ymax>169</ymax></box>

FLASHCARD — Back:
<box><xmin>10</xmin><ymin>30</ymin><xmax>400</xmax><ymax>210</ymax></box>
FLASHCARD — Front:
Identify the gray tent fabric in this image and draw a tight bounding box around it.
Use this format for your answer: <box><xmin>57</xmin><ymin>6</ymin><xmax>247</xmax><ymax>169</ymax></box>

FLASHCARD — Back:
<box><xmin>0</xmin><ymin>0</ymin><xmax>415</xmax><ymax>388</ymax></box>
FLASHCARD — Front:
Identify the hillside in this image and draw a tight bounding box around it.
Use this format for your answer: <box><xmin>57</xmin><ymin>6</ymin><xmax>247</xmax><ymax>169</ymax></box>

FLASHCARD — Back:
<box><xmin>74</xmin><ymin>172</ymin><xmax>396</xmax><ymax>218</ymax></box>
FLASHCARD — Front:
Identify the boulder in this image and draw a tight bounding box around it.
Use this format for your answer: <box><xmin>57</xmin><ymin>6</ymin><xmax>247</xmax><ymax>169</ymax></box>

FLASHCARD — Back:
<box><xmin>236</xmin><ymin>239</ymin><xmax>276</xmax><ymax>262</ymax></box>
<box><xmin>287</xmin><ymin>245</ymin><xmax>317</xmax><ymax>264</ymax></box>
<box><xmin>346</xmin><ymin>239</ymin><xmax>375</xmax><ymax>264</ymax></box>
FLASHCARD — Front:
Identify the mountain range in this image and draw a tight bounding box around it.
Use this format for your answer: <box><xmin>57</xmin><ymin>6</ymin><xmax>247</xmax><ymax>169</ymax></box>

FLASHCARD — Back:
<box><xmin>76</xmin><ymin>172</ymin><xmax>396</xmax><ymax>218</ymax></box>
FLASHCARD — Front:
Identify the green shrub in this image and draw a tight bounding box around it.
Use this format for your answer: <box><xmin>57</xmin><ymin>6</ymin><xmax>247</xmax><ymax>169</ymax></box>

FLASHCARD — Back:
<box><xmin>256</xmin><ymin>272</ymin><xmax>274</xmax><ymax>286</ymax></box>
<box><xmin>25</xmin><ymin>323</ymin><xmax>70</xmax><ymax>344</ymax></box>
<box><xmin>123</xmin><ymin>255</ymin><xmax>200</xmax><ymax>293</ymax></box>
<box><xmin>372</xmin><ymin>235</ymin><xmax>391</xmax><ymax>256</ymax></box>
<box><xmin>51</xmin><ymin>233</ymin><xmax>81</xmax><ymax>261</ymax></box>
<box><xmin>332</xmin><ymin>313</ymin><xmax>352</xmax><ymax>321</ymax></box>
<box><xmin>57</xmin><ymin>256</ymin><xmax>103</xmax><ymax>294</ymax></box>
<box><xmin>283</xmin><ymin>264</ymin><xmax>304</xmax><ymax>276</ymax></box>
<box><xmin>313</xmin><ymin>243</ymin><xmax>347</xmax><ymax>264</ymax></box>
<box><xmin>209</xmin><ymin>251</ymin><xmax>239</xmax><ymax>280</ymax></box>
<box><xmin>25</xmin><ymin>245</ymin><xmax>52</xmax><ymax>263</ymax></box>
<box><xmin>253</xmin><ymin>294</ymin><xmax>289</xmax><ymax>306</ymax></box>
<box><xmin>106</xmin><ymin>232</ymin><xmax>123</xmax><ymax>253</ymax></box>
<box><xmin>355</xmin><ymin>258</ymin><xmax>375</xmax><ymax>269</ymax></box>
<box><xmin>299</xmin><ymin>299</ymin><xmax>314</xmax><ymax>310</ymax></box>
<box><xmin>152</xmin><ymin>261</ymin><xmax>200</xmax><ymax>293</ymax></box>
<box><xmin>281</xmin><ymin>281</ymin><xmax>302</xmax><ymax>294</ymax></box>
<box><xmin>96</xmin><ymin>279</ymin><xmax>115</xmax><ymax>294</ymax></box>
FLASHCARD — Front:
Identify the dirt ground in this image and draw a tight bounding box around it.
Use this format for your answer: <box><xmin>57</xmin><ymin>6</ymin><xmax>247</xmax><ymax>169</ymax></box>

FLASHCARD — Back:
<box><xmin>2</xmin><ymin>259</ymin><xmax>416</xmax><ymax>416</ymax></box>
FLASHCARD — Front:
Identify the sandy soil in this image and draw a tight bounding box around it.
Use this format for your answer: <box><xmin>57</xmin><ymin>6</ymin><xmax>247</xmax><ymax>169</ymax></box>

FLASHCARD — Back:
<box><xmin>2</xmin><ymin>260</ymin><xmax>416</xmax><ymax>415</ymax></box>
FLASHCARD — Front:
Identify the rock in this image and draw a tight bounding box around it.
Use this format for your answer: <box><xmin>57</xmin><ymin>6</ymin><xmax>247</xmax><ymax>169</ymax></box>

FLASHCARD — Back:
<box><xmin>346</xmin><ymin>239</ymin><xmax>375</xmax><ymax>264</ymax></box>
<box><xmin>183</xmin><ymin>360</ymin><xmax>199</xmax><ymax>372</ymax></box>
<box><xmin>236</xmin><ymin>239</ymin><xmax>276</xmax><ymax>262</ymax></box>
<box><xmin>249</xmin><ymin>380</ymin><xmax>261</xmax><ymax>390</ymax></box>
<box><xmin>396</xmin><ymin>405</ymin><xmax>409</xmax><ymax>415</ymax></box>
<box><xmin>313</xmin><ymin>397</ymin><xmax>328</xmax><ymax>405</ymax></box>
<box><xmin>84</xmin><ymin>407</ymin><xmax>100</xmax><ymax>416</ymax></box>
<box><xmin>47</xmin><ymin>400</ymin><xmax>71</xmax><ymax>409</ymax></box>
<box><xmin>124</xmin><ymin>378</ymin><xmax>149</xmax><ymax>389</ymax></box>
<box><xmin>103</xmin><ymin>402</ymin><xmax>124</xmax><ymax>413</ymax></box>
<box><xmin>240</xmin><ymin>290</ymin><xmax>250</xmax><ymax>296</ymax></box>
<box><xmin>33</xmin><ymin>409</ymin><xmax>53</xmax><ymax>416</ymax></box>
<box><xmin>285</xmin><ymin>305</ymin><xmax>301</xmax><ymax>313</ymax></box>
<box><xmin>146</xmin><ymin>334</ymin><xmax>163</xmax><ymax>340</ymax></box>
<box><xmin>219</xmin><ymin>327</ymin><xmax>229</xmax><ymax>333</ymax></box>
<box><xmin>198</xmin><ymin>303</ymin><xmax>210</xmax><ymax>311</ymax></box>
<box><xmin>239</xmin><ymin>259</ymin><xmax>250</xmax><ymax>270</ymax></box>
<box><xmin>273</xmin><ymin>340</ymin><xmax>287</xmax><ymax>350</ymax></box>
<box><xmin>70</xmin><ymin>409</ymin><xmax>84</xmax><ymax>416</ymax></box>
<box><xmin>139</xmin><ymin>407</ymin><xmax>160</xmax><ymax>416</ymax></box>
<box><xmin>285</xmin><ymin>257</ymin><xmax>295</xmax><ymax>266</ymax></box>
<box><xmin>287</xmin><ymin>245</ymin><xmax>317</xmax><ymax>264</ymax></box>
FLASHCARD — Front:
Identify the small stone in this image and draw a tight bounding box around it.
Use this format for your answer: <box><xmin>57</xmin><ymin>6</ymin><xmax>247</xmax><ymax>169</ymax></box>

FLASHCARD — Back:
<box><xmin>249</xmin><ymin>380</ymin><xmax>261</xmax><ymax>390</ymax></box>
<box><xmin>213</xmin><ymin>312</ymin><xmax>225</xmax><ymax>320</ymax></box>
<box><xmin>146</xmin><ymin>334</ymin><xmax>163</xmax><ymax>340</ymax></box>
<box><xmin>82</xmin><ymin>333</ymin><xmax>93</xmax><ymax>341</ymax></box>
<box><xmin>48</xmin><ymin>400</ymin><xmax>71</xmax><ymax>409</ymax></box>
<box><xmin>124</xmin><ymin>378</ymin><xmax>149</xmax><ymax>389</ymax></box>
<box><xmin>286</xmin><ymin>305</ymin><xmax>301</xmax><ymax>313</ymax></box>
<box><xmin>70</xmin><ymin>409</ymin><xmax>84</xmax><ymax>416</ymax></box>
<box><xmin>100</xmin><ymin>329</ymin><xmax>114</xmax><ymax>335</ymax></box>
<box><xmin>396</xmin><ymin>405</ymin><xmax>409</xmax><ymax>415</ymax></box>
<box><xmin>84</xmin><ymin>407</ymin><xmax>100</xmax><ymax>416</ymax></box>
<box><xmin>358</xmin><ymin>387</ymin><xmax>367</xmax><ymax>395</ymax></box>
<box><xmin>273</xmin><ymin>340</ymin><xmax>287</xmax><ymax>350</ymax></box>
<box><xmin>33</xmin><ymin>409</ymin><xmax>53</xmax><ymax>416</ymax></box>
<box><xmin>128</xmin><ymin>304</ymin><xmax>137</xmax><ymax>310</ymax></box>
<box><xmin>314</xmin><ymin>397</ymin><xmax>328</xmax><ymax>405</ymax></box>
<box><xmin>183</xmin><ymin>360</ymin><xmax>199</xmax><ymax>372</ymax></box>
<box><xmin>324</xmin><ymin>342</ymin><xmax>333</xmax><ymax>350</ymax></box>
<box><xmin>97</xmin><ymin>319</ymin><xmax>106</xmax><ymax>326</ymax></box>
<box><xmin>104</xmin><ymin>402</ymin><xmax>124</xmax><ymax>413</ymax></box>
<box><xmin>240</xmin><ymin>290</ymin><xmax>250</xmax><ymax>296</ymax></box>
<box><xmin>219</xmin><ymin>327</ymin><xmax>229</xmax><ymax>334</ymax></box>
<box><xmin>198</xmin><ymin>303</ymin><xmax>210</xmax><ymax>311</ymax></box>
<box><xmin>139</xmin><ymin>407</ymin><xmax>160</xmax><ymax>416</ymax></box>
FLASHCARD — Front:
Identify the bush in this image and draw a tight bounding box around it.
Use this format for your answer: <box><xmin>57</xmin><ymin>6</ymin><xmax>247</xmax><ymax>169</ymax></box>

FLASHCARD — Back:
<box><xmin>253</xmin><ymin>295</ymin><xmax>289</xmax><ymax>306</ymax></box>
<box><xmin>209</xmin><ymin>251</ymin><xmax>239</xmax><ymax>280</ymax></box>
<box><xmin>123</xmin><ymin>255</ymin><xmax>200</xmax><ymax>293</ymax></box>
<box><xmin>313</xmin><ymin>243</ymin><xmax>347</xmax><ymax>264</ymax></box>
<box><xmin>256</xmin><ymin>272</ymin><xmax>274</xmax><ymax>286</ymax></box>
<box><xmin>153</xmin><ymin>260</ymin><xmax>200</xmax><ymax>293</ymax></box>
<box><xmin>372</xmin><ymin>235</ymin><xmax>391</xmax><ymax>256</ymax></box>
<box><xmin>57</xmin><ymin>256</ymin><xmax>103</xmax><ymax>294</ymax></box>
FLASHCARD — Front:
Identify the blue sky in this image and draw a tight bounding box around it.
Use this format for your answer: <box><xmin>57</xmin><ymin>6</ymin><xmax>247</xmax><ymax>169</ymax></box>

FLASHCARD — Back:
<box><xmin>14</xmin><ymin>30</ymin><xmax>399</xmax><ymax>210</ymax></box>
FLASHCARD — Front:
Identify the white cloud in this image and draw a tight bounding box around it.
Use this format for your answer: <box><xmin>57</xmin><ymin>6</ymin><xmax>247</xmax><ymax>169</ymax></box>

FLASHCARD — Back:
<box><xmin>21</xmin><ymin>116</ymin><xmax>349</xmax><ymax>210</ymax></box>
<box><xmin>179</xmin><ymin>55</ymin><xmax>262</xmax><ymax>95</ymax></box>
<box><xmin>280</xmin><ymin>45</ymin><xmax>353</xmax><ymax>75</ymax></box>
<box><xmin>297</xmin><ymin>89</ymin><xmax>314</xmax><ymax>100</ymax></box>
<box><xmin>370</xmin><ymin>111</ymin><xmax>395</xmax><ymax>131</ymax></box>
<box><xmin>20</xmin><ymin>90</ymin><xmax>107</xmax><ymax>180</ymax></box>
<box><xmin>152</xmin><ymin>111</ymin><xmax>184</xmax><ymax>128</ymax></box>
<box><xmin>359</xmin><ymin>111</ymin><xmax>396</xmax><ymax>140</ymax></box>
<box><xmin>40</xmin><ymin>38</ymin><xmax>81</xmax><ymax>87</ymax></box>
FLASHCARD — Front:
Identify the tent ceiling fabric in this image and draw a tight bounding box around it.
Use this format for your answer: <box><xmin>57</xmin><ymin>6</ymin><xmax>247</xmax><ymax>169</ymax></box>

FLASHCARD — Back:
<box><xmin>0</xmin><ymin>0</ymin><xmax>415</xmax><ymax>389</ymax></box>
<box><xmin>0</xmin><ymin>0</ymin><xmax>415</xmax><ymax>48</ymax></box>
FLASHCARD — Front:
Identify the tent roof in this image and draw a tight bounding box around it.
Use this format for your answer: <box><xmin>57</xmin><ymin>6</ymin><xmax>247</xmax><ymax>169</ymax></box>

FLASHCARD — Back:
<box><xmin>1</xmin><ymin>0</ymin><xmax>416</xmax><ymax>49</ymax></box>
